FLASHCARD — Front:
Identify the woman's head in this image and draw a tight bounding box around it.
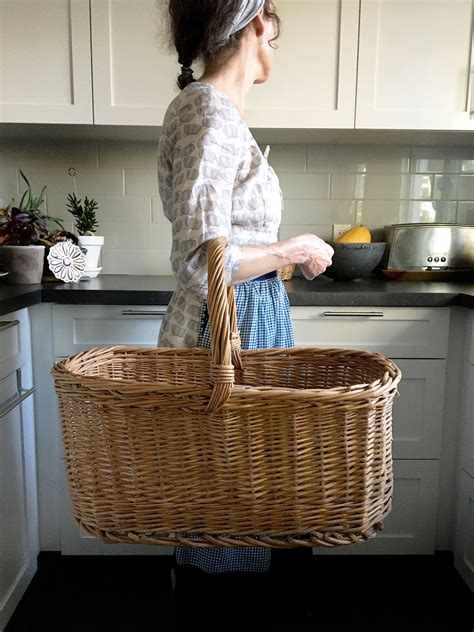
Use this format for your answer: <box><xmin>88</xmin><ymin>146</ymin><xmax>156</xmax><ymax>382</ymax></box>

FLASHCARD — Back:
<box><xmin>165</xmin><ymin>1</ymin><xmax>281</xmax><ymax>90</ymax></box>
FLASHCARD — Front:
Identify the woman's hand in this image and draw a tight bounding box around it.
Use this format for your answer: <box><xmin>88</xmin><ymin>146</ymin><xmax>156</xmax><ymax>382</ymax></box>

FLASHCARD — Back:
<box><xmin>285</xmin><ymin>233</ymin><xmax>334</xmax><ymax>280</ymax></box>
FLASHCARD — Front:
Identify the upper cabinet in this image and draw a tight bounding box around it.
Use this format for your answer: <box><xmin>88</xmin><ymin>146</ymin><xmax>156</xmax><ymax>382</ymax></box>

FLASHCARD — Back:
<box><xmin>356</xmin><ymin>0</ymin><xmax>474</xmax><ymax>130</ymax></box>
<box><xmin>91</xmin><ymin>0</ymin><xmax>178</xmax><ymax>125</ymax></box>
<box><xmin>0</xmin><ymin>0</ymin><xmax>93</xmax><ymax>124</ymax></box>
<box><xmin>1</xmin><ymin>0</ymin><xmax>474</xmax><ymax>131</ymax></box>
<box><xmin>245</xmin><ymin>0</ymin><xmax>359</xmax><ymax>128</ymax></box>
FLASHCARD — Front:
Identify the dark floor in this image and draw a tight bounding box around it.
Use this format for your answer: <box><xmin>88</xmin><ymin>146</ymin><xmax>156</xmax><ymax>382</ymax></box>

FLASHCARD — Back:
<box><xmin>5</xmin><ymin>550</ymin><xmax>473</xmax><ymax>631</ymax></box>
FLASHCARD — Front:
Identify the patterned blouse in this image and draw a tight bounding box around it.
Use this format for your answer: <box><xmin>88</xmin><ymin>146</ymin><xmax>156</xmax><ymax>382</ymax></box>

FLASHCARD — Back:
<box><xmin>157</xmin><ymin>81</ymin><xmax>284</xmax><ymax>348</ymax></box>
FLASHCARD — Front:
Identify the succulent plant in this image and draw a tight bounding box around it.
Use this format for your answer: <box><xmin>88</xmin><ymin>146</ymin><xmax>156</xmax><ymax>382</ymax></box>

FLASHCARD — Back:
<box><xmin>0</xmin><ymin>170</ymin><xmax>64</xmax><ymax>246</ymax></box>
<box><xmin>66</xmin><ymin>192</ymin><xmax>99</xmax><ymax>236</ymax></box>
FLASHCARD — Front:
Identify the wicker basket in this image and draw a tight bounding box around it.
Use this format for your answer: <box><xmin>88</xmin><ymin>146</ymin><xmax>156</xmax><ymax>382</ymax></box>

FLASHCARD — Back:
<box><xmin>277</xmin><ymin>263</ymin><xmax>295</xmax><ymax>280</ymax></box>
<box><xmin>51</xmin><ymin>237</ymin><xmax>402</xmax><ymax>549</ymax></box>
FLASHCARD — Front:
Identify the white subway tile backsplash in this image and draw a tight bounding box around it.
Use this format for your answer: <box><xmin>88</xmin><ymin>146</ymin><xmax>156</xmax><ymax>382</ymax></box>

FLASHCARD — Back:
<box><xmin>355</xmin><ymin>200</ymin><xmax>402</xmax><ymax>225</ymax></box>
<box><xmin>277</xmin><ymin>173</ymin><xmax>330</xmax><ymax>199</ymax></box>
<box><xmin>124</xmin><ymin>170</ymin><xmax>159</xmax><ymax>196</ymax></box>
<box><xmin>74</xmin><ymin>168</ymin><xmax>124</xmax><ymax>196</ymax></box>
<box><xmin>151</xmin><ymin>224</ymin><xmax>172</xmax><ymax>250</ymax></box>
<box><xmin>411</xmin><ymin>146</ymin><xmax>474</xmax><ymax>174</ymax></box>
<box><xmin>357</xmin><ymin>173</ymin><xmax>432</xmax><ymax>201</ymax></box>
<box><xmin>279</xmin><ymin>224</ymin><xmax>333</xmax><ymax>242</ymax></box>
<box><xmin>5</xmin><ymin>140</ymin><xmax>473</xmax><ymax>275</ymax></box>
<box><xmin>0</xmin><ymin>167</ymin><xmax>18</xmax><ymax>193</ymax></box>
<box><xmin>17</xmin><ymin>166</ymin><xmax>72</xmax><ymax>195</ymax></box>
<box><xmin>308</xmin><ymin>145</ymin><xmax>410</xmax><ymax>174</ymax></box>
<box><xmin>0</xmin><ymin>192</ymin><xmax>18</xmax><ymax>209</ymax></box>
<box><xmin>99</xmin><ymin>141</ymin><xmax>158</xmax><ymax>170</ymax></box>
<box><xmin>330</xmin><ymin>174</ymin><xmax>366</xmax><ymax>199</ymax></box>
<box><xmin>0</xmin><ymin>140</ymin><xmax>98</xmax><ymax>168</ymax></box>
<box><xmin>456</xmin><ymin>202</ymin><xmax>474</xmax><ymax>224</ymax></box>
<box><xmin>152</xmin><ymin>196</ymin><xmax>167</xmax><ymax>223</ymax></box>
<box><xmin>398</xmin><ymin>201</ymin><xmax>458</xmax><ymax>223</ymax></box>
<box><xmin>281</xmin><ymin>199</ymin><xmax>355</xmax><ymax>225</ymax></box>
<box><xmin>434</xmin><ymin>174</ymin><xmax>474</xmax><ymax>201</ymax></box>
<box><xmin>102</xmin><ymin>249</ymin><xmax>172</xmax><ymax>275</ymax></box>
<box><xmin>95</xmin><ymin>196</ymin><xmax>152</xmax><ymax>223</ymax></box>
<box><xmin>99</xmin><ymin>223</ymin><xmax>155</xmax><ymax>250</ymax></box>
<box><xmin>264</xmin><ymin>144</ymin><xmax>306</xmax><ymax>172</ymax></box>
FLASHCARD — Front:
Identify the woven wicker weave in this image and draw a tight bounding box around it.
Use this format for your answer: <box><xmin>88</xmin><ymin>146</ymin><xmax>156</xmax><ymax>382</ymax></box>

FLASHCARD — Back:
<box><xmin>51</xmin><ymin>237</ymin><xmax>402</xmax><ymax>549</ymax></box>
<box><xmin>277</xmin><ymin>263</ymin><xmax>296</xmax><ymax>280</ymax></box>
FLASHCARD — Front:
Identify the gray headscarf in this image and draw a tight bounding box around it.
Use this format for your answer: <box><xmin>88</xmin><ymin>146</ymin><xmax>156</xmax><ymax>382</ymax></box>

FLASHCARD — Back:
<box><xmin>216</xmin><ymin>0</ymin><xmax>266</xmax><ymax>46</ymax></box>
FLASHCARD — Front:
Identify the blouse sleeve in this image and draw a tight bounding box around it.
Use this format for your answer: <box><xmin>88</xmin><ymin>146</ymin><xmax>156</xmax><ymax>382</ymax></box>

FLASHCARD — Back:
<box><xmin>165</xmin><ymin>104</ymin><xmax>244</xmax><ymax>299</ymax></box>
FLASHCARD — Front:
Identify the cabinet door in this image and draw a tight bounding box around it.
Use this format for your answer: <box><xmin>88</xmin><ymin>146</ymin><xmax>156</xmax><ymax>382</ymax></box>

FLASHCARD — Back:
<box><xmin>357</xmin><ymin>0</ymin><xmax>474</xmax><ymax>130</ymax></box>
<box><xmin>460</xmin><ymin>363</ymin><xmax>474</xmax><ymax>477</ymax></box>
<box><xmin>91</xmin><ymin>0</ymin><xmax>180</xmax><ymax>125</ymax></box>
<box><xmin>245</xmin><ymin>0</ymin><xmax>359</xmax><ymax>128</ymax></box>
<box><xmin>391</xmin><ymin>359</ymin><xmax>445</xmax><ymax>459</ymax></box>
<box><xmin>0</xmin><ymin>0</ymin><xmax>93</xmax><ymax>124</ymax></box>
<box><xmin>313</xmin><ymin>459</ymin><xmax>440</xmax><ymax>555</ymax></box>
<box><xmin>454</xmin><ymin>469</ymin><xmax>474</xmax><ymax>591</ymax></box>
<box><xmin>0</xmin><ymin>367</ymin><xmax>38</xmax><ymax>630</ymax></box>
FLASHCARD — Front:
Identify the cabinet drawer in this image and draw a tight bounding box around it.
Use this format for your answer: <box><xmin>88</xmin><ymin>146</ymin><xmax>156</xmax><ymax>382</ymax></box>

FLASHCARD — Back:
<box><xmin>0</xmin><ymin>310</ymin><xmax>30</xmax><ymax>380</ymax></box>
<box><xmin>53</xmin><ymin>305</ymin><xmax>167</xmax><ymax>357</ymax></box>
<box><xmin>291</xmin><ymin>306</ymin><xmax>450</xmax><ymax>358</ymax></box>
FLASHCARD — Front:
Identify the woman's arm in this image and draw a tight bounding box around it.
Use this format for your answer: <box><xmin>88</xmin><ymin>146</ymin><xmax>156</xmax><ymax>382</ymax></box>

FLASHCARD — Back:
<box><xmin>230</xmin><ymin>233</ymin><xmax>334</xmax><ymax>284</ymax></box>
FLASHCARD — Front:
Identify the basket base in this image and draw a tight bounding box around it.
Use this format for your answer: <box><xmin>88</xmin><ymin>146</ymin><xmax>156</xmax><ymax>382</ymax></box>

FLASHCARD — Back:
<box><xmin>76</xmin><ymin>519</ymin><xmax>384</xmax><ymax>548</ymax></box>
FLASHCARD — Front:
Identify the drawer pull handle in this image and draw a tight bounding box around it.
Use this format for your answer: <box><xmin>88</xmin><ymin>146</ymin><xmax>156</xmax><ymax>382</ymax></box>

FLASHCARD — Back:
<box><xmin>322</xmin><ymin>311</ymin><xmax>384</xmax><ymax>318</ymax></box>
<box><xmin>0</xmin><ymin>320</ymin><xmax>20</xmax><ymax>332</ymax></box>
<box><xmin>121</xmin><ymin>310</ymin><xmax>167</xmax><ymax>316</ymax></box>
<box><xmin>0</xmin><ymin>387</ymin><xmax>35</xmax><ymax>419</ymax></box>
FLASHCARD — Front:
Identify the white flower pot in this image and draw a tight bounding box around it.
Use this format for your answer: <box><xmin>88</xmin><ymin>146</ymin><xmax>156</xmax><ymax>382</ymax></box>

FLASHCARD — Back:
<box><xmin>78</xmin><ymin>235</ymin><xmax>104</xmax><ymax>271</ymax></box>
<box><xmin>0</xmin><ymin>245</ymin><xmax>45</xmax><ymax>284</ymax></box>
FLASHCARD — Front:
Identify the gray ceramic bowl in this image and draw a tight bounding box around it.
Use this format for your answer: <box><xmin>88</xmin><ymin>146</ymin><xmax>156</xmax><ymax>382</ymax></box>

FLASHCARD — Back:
<box><xmin>322</xmin><ymin>242</ymin><xmax>386</xmax><ymax>281</ymax></box>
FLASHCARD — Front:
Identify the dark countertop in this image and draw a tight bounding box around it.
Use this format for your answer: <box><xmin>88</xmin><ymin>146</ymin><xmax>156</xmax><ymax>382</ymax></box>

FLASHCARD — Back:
<box><xmin>1</xmin><ymin>274</ymin><xmax>474</xmax><ymax>317</ymax></box>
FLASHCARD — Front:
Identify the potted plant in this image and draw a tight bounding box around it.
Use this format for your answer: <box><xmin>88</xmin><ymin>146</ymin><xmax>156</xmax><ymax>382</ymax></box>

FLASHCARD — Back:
<box><xmin>66</xmin><ymin>192</ymin><xmax>103</xmax><ymax>276</ymax></box>
<box><xmin>0</xmin><ymin>170</ymin><xmax>65</xmax><ymax>284</ymax></box>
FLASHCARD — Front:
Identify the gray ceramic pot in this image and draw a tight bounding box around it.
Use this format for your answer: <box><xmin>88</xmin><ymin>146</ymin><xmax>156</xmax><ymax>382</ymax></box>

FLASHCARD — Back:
<box><xmin>0</xmin><ymin>245</ymin><xmax>46</xmax><ymax>284</ymax></box>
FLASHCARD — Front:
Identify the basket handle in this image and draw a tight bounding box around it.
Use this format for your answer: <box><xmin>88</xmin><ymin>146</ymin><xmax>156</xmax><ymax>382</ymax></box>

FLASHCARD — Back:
<box><xmin>206</xmin><ymin>237</ymin><xmax>243</xmax><ymax>412</ymax></box>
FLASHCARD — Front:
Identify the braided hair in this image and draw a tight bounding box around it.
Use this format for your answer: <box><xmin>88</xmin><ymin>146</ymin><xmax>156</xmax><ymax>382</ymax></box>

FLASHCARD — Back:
<box><xmin>165</xmin><ymin>1</ymin><xmax>281</xmax><ymax>90</ymax></box>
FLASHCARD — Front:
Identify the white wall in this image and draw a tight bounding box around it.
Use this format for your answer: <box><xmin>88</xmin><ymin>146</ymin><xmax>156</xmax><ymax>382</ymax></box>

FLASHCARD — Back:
<box><xmin>0</xmin><ymin>140</ymin><xmax>473</xmax><ymax>275</ymax></box>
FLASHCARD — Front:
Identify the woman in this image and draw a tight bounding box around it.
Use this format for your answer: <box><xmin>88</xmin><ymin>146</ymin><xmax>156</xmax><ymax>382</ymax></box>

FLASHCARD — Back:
<box><xmin>157</xmin><ymin>0</ymin><xmax>334</xmax><ymax>579</ymax></box>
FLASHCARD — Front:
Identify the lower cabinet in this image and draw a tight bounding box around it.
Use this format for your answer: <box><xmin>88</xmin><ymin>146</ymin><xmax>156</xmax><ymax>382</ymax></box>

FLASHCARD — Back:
<box><xmin>454</xmin><ymin>469</ymin><xmax>474</xmax><ymax>591</ymax></box>
<box><xmin>38</xmin><ymin>304</ymin><xmax>457</xmax><ymax>558</ymax></box>
<box><xmin>50</xmin><ymin>305</ymin><xmax>171</xmax><ymax>555</ymax></box>
<box><xmin>0</xmin><ymin>310</ymin><xmax>38</xmax><ymax>630</ymax></box>
<box><xmin>313</xmin><ymin>459</ymin><xmax>440</xmax><ymax>556</ymax></box>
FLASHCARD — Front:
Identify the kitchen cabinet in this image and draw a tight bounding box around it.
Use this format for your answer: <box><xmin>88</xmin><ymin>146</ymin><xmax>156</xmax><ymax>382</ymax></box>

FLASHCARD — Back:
<box><xmin>454</xmin><ymin>310</ymin><xmax>474</xmax><ymax>590</ymax></box>
<box><xmin>244</xmin><ymin>0</ymin><xmax>359</xmax><ymax>128</ymax></box>
<box><xmin>90</xmin><ymin>0</ymin><xmax>359</xmax><ymax>127</ymax></box>
<box><xmin>2</xmin><ymin>0</ymin><xmax>473</xmax><ymax>131</ymax></box>
<box><xmin>356</xmin><ymin>0</ymin><xmax>474</xmax><ymax>131</ymax></box>
<box><xmin>0</xmin><ymin>0</ymin><xmax>93</xmax><ymax>124</ymax></box>
<box><xmin>90</xmin><ymin>0</ymin><xmax>180</xmax><ymax>126</ymax></box>
<box><xmin>454</xmin><ymin>470</ymin><xmax>474</xmax><ymax>591</ymax></box>
<box><xmin>0</xmin><ymin>312</ymin><xmax>39</xmax><ymax>630</ymax></box>
<box><xmin>291</xmin><ymin>305</ymin><xmax>450</xmax><ymax>554</ymax></box>
<box><xmin>50</xmin><ymin>304</ymin><xmax>172</xmax><ymax>555</ymax></box>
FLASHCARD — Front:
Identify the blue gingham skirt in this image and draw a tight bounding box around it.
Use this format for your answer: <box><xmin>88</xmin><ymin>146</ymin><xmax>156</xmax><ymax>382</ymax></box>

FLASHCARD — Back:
<box><xmin>175</xmin><ymin>275</ymin><xmax>294</xmax><ymax>574</ymax></box>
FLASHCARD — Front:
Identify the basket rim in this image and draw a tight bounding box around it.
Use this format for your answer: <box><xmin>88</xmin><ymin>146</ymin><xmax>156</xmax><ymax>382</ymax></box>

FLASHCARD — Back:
<box><xmin>51</xmin><ymin>344</ymin><xmax>402</xmax><ymax>403</ymax></box>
